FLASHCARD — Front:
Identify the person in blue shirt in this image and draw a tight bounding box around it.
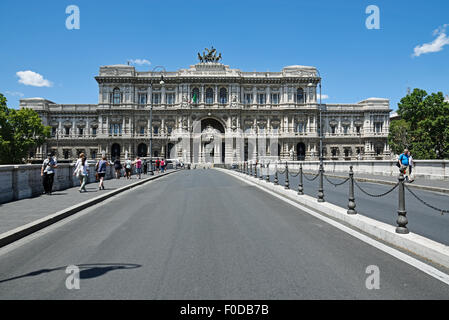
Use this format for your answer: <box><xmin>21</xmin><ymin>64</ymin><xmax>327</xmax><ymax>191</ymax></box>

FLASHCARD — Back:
<box><xmin>398</xmin><ymin>149</ymin><xmax>411</xmax><ymax>182</ymax></box>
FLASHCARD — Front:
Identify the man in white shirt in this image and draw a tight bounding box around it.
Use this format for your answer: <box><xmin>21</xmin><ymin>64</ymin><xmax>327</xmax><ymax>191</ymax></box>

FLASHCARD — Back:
<box><xmin>41</xmin><ymin>153</ymin><xmax>58</xmax><ymax>195</ymax></box>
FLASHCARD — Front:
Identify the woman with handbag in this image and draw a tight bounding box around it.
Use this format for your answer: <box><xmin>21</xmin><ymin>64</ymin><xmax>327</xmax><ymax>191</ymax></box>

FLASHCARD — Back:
<box><xmin>74</xmin><ymin>153</ymin><xmax>88</xmax><ymax>193</ymax></box>
<box><xmin>96</xmin><ymin>156</ymin><xmax>109</xmax><ymax>190</ymax></box>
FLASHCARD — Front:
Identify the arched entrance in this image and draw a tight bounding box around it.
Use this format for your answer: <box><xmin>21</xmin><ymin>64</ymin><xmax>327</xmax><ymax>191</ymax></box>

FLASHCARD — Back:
<box><xmin>198</xmin><ymin>118</ymin><xmax>226</xmax><ymax>164</ymax></box>
<box><xmin>166</xmin><ymin>143</ymin><xmax>175</xmax><ymax>159</ymax></box>
<box><xmin>137</xmin><ymin>143</ymin><xmax>147</xmax><ymax>157</ymax></box>
<box><xmin>297</xmin><ymin>142</ymin><xmax>306</xmax><ymax>161</ymax></box>
<box><xmin>111</xmin><ymin>143</ymin><xmax>120</xmax><ymax>161</ymax></box>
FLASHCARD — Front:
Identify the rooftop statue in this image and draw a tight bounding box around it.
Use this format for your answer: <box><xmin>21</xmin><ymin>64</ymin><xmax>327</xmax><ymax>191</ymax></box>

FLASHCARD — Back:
<box><xmin>198</xmin><ymin>46</ymin><xmax>222</xmax><ymax>63</ymax></box>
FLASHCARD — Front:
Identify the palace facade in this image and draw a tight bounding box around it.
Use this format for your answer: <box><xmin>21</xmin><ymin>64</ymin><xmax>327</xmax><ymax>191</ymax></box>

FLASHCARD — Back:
<box><xmin>21</xmin><ymin>54</ymin><xmax>391</xmax><ymax>163</ymax></box>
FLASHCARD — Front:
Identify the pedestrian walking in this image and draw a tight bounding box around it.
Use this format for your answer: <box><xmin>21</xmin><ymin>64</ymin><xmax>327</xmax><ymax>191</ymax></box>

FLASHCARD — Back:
<box><xmin>160</xmin><ymin>158</ymin><xmax>165</xmax><ymax>173</ymax></box>
<box><xmin>134</xmin><ymin>156</ymin><xmax>142</xmax><ymax>179</ymax></box>
<box><xmin>74</xmin><ymin>153</ymin><xmax>88</xmax><ymax>193</ymax></box>
<box><xmin>143</xmin><ymin>159</ymin><xmax>148</xmax><ymax>175</ymax></box>
<box><xmin>397</xmin><ymin>148</ymin><xmax>411</xmax><ymax>182</ymax></box>
<box><xmin>155</xmin><ymin>158</ymin><xmax>160</xmax><ymax>173</ymax></box>
<box><xmin>96</xmin><ymin>156</ymin><xmax>109</xmax><ymax>190</ymax></box>
<box><xmin>407</xmin><ymin>151</ymin><xmax>415</xmax><ymax>183</ymax></box>
<box><xmin>125</xmin><ymin>158</ymin><xmax>133</xmax><ymax>179</ymax></box>
<box><xmin>114</xmin><ymin>158</ymin><xmax>122</xmax><ymax>179</ymax></box>
<box><xmin>41</xmin><ymin>153</ymin><xmax>58</xmax><ymax>195</ymax></box>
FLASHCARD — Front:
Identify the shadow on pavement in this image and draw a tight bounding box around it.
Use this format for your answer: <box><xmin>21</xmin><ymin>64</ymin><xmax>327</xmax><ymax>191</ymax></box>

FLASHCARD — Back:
<box><xmin>0</xmin><ymin>263</ymin><xmax>141</xmax><ymax>283</ymax></box>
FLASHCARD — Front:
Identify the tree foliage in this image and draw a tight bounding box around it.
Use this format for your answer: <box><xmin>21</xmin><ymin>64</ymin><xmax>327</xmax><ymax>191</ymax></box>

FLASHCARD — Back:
<box><xmin>388</xmin><ymin>89</ymin><xmax>449</xmax><ymax>159</ymax></box>
<box><xmin>0</xmin><ymin>93</ymin><xmax>50</xmax><ymax>164</ymax></box>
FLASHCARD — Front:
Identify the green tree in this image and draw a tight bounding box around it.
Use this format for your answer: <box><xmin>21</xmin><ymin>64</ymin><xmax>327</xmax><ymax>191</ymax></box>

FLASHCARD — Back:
<box><xmin>0</xmin><ymin>93</ymin><xmax>50</xmax><ymax>164</ymax></box>
<box><xmin>389</xmin><ymin>89</ymin><xmax>449</xmax><ymax>159</ymax></box>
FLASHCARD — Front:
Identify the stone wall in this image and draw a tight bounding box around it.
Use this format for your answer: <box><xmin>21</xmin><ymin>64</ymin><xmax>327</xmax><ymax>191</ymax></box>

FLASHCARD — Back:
<box><xmin>0</xmin><ymin>163</ymin><xmax>114</xmax><ymax>204</ymax></box>
<box><xmin>270</xmin><ymin>160</ymin><xmax>449</xmax><ymax>181</ymax></box>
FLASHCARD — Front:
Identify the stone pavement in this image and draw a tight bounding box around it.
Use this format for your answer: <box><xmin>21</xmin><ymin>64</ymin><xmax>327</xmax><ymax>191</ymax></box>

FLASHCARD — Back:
<box><xmin>0</xmin><ymin>170</ymin><xmax>175</xmax><ymax>235</ymax></box>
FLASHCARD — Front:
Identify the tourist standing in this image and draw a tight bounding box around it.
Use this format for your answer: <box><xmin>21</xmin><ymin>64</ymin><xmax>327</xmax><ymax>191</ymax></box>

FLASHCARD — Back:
<box><xmin>398</xmin><ymin>149</ymin><xmax>410</xmax><ymax>182</ymax></box>
<box><xmin>125</xmin><ymin>158</ymin><xmax>133</xmax><ymax>179</ymax></box>
<box><xmin>114</xmin><ymin>158</ymin><xmax>122</xmax><ymax>179</ymax></box>
<box><xmin>160</xmin><ymin>158</ymin><xmax>165</xmax><ymax>173</ymax></box>
<box><xmin>41</xmin><ymin>153</ymin><xmax>58</xmax><ymax>195</ymax></box>
<box><xmin>134</xmin><ymin>156</ymin><xmax>142</xmax><ymax>179</ymax></box>
<box><xmin>408</xmin><ymin>151</ymin><xmax>415</xmax><ymax>183</ymax></box>
<box><xmin>155</xmin><ymin>158</ymin><xmax>160</xmax><ymax>173</ymax></box>
<box><xmin>74</xmin><ymin>153</ymin><xmax>88</xmax><ymax>193</ymax></box>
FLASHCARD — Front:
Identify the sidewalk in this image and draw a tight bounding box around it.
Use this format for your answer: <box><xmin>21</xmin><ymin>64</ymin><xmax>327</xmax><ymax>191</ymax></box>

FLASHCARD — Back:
<box><xmin>0</xmin><ymin>170</ymin><xmax>176</xmax><ymax>236</ymax></box>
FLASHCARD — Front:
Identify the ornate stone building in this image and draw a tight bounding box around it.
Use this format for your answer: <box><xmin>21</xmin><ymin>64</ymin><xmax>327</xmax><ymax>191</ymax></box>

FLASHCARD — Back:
<box><xmin>21</xmin><ymin>52</ymin><xmax>391</xmax><ymax>163</ymax></box>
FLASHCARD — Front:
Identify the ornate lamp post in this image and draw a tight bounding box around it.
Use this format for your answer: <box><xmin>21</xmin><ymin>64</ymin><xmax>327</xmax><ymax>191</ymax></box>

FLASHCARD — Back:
<box><xmin>149</xmin><ymin>66</ymin><xmax>166</xmax><ymax>175</ymax></box>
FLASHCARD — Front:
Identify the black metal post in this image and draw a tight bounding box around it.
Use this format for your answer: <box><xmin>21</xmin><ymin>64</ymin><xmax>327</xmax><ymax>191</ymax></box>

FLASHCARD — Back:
<box><xmin>298</xmin><ymin>163</ymin><xmax>304</xmax><ymax>195</ymax></box>
<box><xmin>347</xmin><ymin>165</ymin><xmax>357</xmax><ymax>214</ymax></box>
<box><xmin>396</xmin><ymin>172</ymin><xmax>409</xmax><ymax>234</ymax></box>
<box><xmin>317</xmin><ymin>162</ymin><xmax>325</xmax><ymax>202</ymax></box>
<box><xmin>259</xmin><ymin>163</ymin><xmax>264</xmax><ymax>180</ymax></box>
<box><xmin>274</xmin><ymin>162</ymin><xmax>279</xmax><ymax>185</ymax></box>
<box><xmin>266</xmin><ymin>162</ymin><xmax>270</xmax><ymax>183</ymax></box>
<box><xmin>254</xmin><ymin>162</ymin><xmax>258</xmax><ymax>178</ymax></box>
<box><xmin>284</xmin><ymin>161</ymin><xmax>289</xmax><ymax>189</ymax></box>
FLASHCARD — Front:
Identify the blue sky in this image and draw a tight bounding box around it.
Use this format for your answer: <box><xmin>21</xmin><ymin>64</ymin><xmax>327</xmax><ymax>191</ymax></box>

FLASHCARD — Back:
<box><xmin>1</xmin><ymin>0</ymin><xmax>448</xmax><ymax>111</ymax></box>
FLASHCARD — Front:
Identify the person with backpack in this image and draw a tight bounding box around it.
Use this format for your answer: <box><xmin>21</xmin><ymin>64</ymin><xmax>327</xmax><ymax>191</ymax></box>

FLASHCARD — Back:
<box><xmin>96</xmin><ymin>156</ymin><xmax>109</xmax><ymax>190</ymax></box>
<box><xmin>41</xmin><ymin>153</ymin><xmax>58</xmax><ymax>195</ymax></box>
<box><xmin>125</xmin><ymin>158</ymin><xmax>133</xmax><ymax>179</ymax></box>
<box><xmin>73</xmin><ymin>153</ymin><xmax>88</xmax><ymax>193</ymax></box>
<box><xmin>397</xmin><ymin>149</ymin><xmax>411</xmax><ymax>182</ymax></box>
<box><xmin>113</xmin><ymin>158</ymin><xmax>122</xmax><ymax>179</ymax></box>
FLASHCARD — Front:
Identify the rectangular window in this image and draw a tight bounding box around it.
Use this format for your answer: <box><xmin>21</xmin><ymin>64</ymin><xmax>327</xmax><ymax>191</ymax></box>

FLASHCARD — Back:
<box><xmin>138</xmin><ymin>93</ymin><xmax>147</xmax><ymax>105</ymax></box>
<box><xmin>65</xmin><ymin>127</ymin><xmax>70</xmax><ymax>136</ymax></box>
<box><xmin>166</xmin><ymin>93</ymin><xmax>175</xmax><ymax>105</ymax></box>
<box><xmin>140</xmin><ymin>126</ymin><xmax>145</xmax><ymax>135</ymax></box>
<box><xmin>244</xmin><ymin>93</ymin><xmax>253</xmax><ymax>104</ymax></box>
<box><xmin>167</xmin><ymin>126</ymin><xmax>172</xmax><ymax>134</ymax></box>
<box><xmin>51</xmin><ymin>127</ymin><xmax>57</xmax><ymax>136</ymax></box>
<box><xmin>79</xmin><ymin>128</ymin><xmax>83</xmax><ymax>136</ymax></box>
<box><xmin>375</xmin><ymin>123</ymin><xmax>383</xmax><ymax>133</ymax></box>
<box><xmin>331</xmin><ymin>126</ymin><xmax>336</xmax><ymax>134</ymax></box>
<box><xmin>343</xmin><ymin>126</ymin><xmax>348</xmax><ymax>135</ymax></box>
<box><xmin>154</xmin><ymin>126</ymin><xmax>159</xmax><ymax>134</ymax></box>
<box><xmin>92</xmin><ymin>128</ymin><xmax>97</xmax><ymax>135</ymax></box>
<box><xmin>271</xmin><ymin>93</ymin><xmax>279</xmax><ymax>104</ymax></box>
<box><xmin>152</xmin><ymin>93</ymin><xmax>161</xmax><ymax>105</ymax></box>
<box><xmin>356</xmin><ymin>126</ymin><xmax>361</xmax><ymax>134</ymax></box>
<box><xmin>257</xmin><ymin>94</ymin><xmax>266</xmax><ymax>105</ymax></box>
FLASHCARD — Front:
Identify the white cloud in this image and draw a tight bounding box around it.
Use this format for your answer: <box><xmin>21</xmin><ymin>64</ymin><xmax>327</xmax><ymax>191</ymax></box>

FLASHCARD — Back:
<box><xmin>413</xmin><ymin>24</ymin><xmax>449</xmax><ymax>57</ymax></box>
<box><xmin>16</xmin><ymin>70</ymin><xmax>52</xmax><ymax>87</ymax></box>
<box><xmin>317</xmin><ymin>94</ymin><xmax>329</xmax><ymax>100</ymax></box>
<box><xmin>129</xmin><ymin>59</ymin><xmax>151</xmax><ymax>66</ymax></box>
<box><xmin>5</xmin><ymin>91</ymin><xmax>24</xmax><ymax>97</ymax></box>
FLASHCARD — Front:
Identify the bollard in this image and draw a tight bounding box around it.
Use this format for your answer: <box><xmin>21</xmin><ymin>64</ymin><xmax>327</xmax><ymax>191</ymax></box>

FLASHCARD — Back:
<box><xmin>317</xmin><ymin>162</ymin><xmax>325</xmax><ymax>202</ymax></box>
<box><xmin>347</xmin><ymin>165</ymin><xmax>357</xmax><ymax>215</ymax></box>
<box><xmin>250</xmin><ymin>162</ymin><xmax>253</xmax><ymax>176</ymax></box>
<box><xmin>284</xmin><ymin>162</ymin><xmax>290</xmax><ymax>189</ymax></box>
<box><xmin>259</xmin><ymin>163</ymin><xmax>264</xmax><ymax>180</ymax></box>
<box><xmin>274</xmin><ymin>162</ymin><xmax>279</xmax><ymax>185</ymax></box>
<box><xmin>396</xmin><ymin>172</ymin><xmax>409</xmax><ymax>234</ymax></box>
<box><xmin>298</xmin><ymin>163</ymin><xmax>304</xmax><ymax>195</ymax></box>
<box><xmin>266</xmin><ymin>163</ymin><xmax>270</xmax><ymax>182</ymax></box>
<box><xmin>254</xmin><ymin>162</ymin><xmax>258</xmax><ymax>178</ymax></box>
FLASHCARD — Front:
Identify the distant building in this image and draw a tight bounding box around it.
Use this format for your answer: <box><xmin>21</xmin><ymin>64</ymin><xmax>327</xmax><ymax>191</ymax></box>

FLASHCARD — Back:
<box><xmin>20</xmin><ymin>50</ymin><xmax>392</xmax><ymax>163</ymax></box>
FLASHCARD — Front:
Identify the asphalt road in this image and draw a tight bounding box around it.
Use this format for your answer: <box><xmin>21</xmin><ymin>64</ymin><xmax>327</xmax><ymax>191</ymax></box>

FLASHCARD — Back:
<box><xmin>259</xmin><ymin>169</ymin><xmax>449</xmax><ymax>245</ymax></box>
<box><xmin>0</xmin><ymin>169</ymin><xmax>448</xmax><ymax>299</ymax></box>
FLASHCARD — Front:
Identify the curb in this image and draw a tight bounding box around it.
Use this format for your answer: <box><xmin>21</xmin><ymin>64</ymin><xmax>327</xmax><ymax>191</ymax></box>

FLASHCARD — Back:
<box><xmin>0</xmin><ymin>170</ymin><xmax>179</xmax><ymax>249</ymax></box>
<box><xmin>300</xmin><ymin>171</ymin><xmax>449</xmax><ymax>194</ymax></box>
<box><xmin>220</xmin><ymin>169</ymin><xmax>449</xmax><ymax>270</ymax></box>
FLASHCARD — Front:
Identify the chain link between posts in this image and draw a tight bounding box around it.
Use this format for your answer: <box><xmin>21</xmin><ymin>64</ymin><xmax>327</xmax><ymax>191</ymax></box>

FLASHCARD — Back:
<box><xmin>354</xmin><ymin>180</ymin><xmax>399</xmax><ymax>198</ymax></box>
<box><xmin>303</xmin><ymin>172</ymin><xmax>320</xmax><ymax>182</ymax></box>
<box><xmin>324</xmin><ymin>175</ymin><xmax>350</xmax><ymax>187</ymax></box>
<box><xmin>404</xmin><ymin>184</ymin><xmax>449</xmax><ymax>215</ymax></box>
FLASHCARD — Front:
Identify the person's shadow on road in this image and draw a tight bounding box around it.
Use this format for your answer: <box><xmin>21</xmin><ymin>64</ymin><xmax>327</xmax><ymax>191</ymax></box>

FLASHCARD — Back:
<box><xmin>0</xmin><ymin>263</ymin><xmax>141</xmax><ymax>283</ymax></box>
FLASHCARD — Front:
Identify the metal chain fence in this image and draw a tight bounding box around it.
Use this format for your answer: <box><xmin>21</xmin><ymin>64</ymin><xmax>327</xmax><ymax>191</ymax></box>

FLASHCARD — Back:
<box><xmin>404</xmin><ymin>184</ymin><xmax>449</xmax><ymax>215</ymax></box>
<box><xmin>324</xmin><ymin>175</ymin><xmax>350</xmax><ymax>187</ymax></box>
<box><xmin>303</xmin><ymin>172</ymin><xmax>320</xmax><ymax>182</ymax></box>
<box><xmin>354</xmin><ymin>180</ymin><xmax>399</xmax><ymax>198</ymax></box>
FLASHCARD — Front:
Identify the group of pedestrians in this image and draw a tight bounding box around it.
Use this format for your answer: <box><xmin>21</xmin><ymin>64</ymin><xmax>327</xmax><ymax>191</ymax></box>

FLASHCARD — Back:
<box><xmin>397</xmin><ymin>148</ymin><xmax>415</xmax><ymax>183</ymax></box>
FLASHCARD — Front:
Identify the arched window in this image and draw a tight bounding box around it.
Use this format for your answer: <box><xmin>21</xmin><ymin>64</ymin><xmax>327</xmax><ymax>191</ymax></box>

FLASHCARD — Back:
<box><xmin>219</xmin><ymin>88</ymin><xmax>228</xmax><ymax>104</ymax></box>
<box><xmin>296</xmin><ymin>88</ymin><xmax>304</xmax><ymax>103</ymax></box>
<box><xmin>113</xmin><ymin>88</ymin><xmax>121</xmax><ymax>105</ymax></box>
<box><xmin>191</xmin><ymin>88</ymin><xmax>200</xmax><ymax>104</ymax></box>
<box><xmin>205</xmin><ymin>88</ymin><xmax>214</xmax><ymax>104</ymax></box>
